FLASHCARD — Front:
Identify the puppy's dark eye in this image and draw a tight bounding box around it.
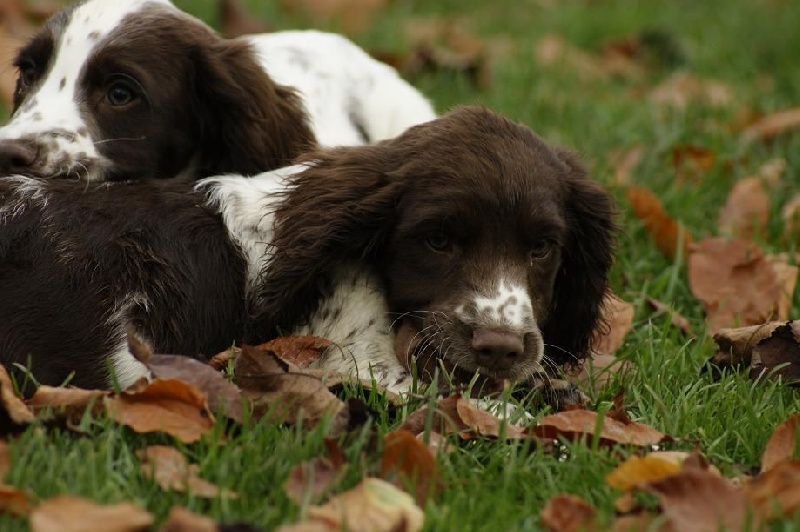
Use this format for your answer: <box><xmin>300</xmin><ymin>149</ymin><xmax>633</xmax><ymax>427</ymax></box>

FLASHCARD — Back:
<box><xmin>16</xmin><ymin>60</ymin><xmax>36</xmax><ymax>89</ymax></box>
<box><xmin>106</xmin><ymin>81</ymin><xmax>138</xmax><ymax>106</ymax></box>
<box><xmin>529</xmin><ymin>240</ymin><xmax>553</xmax><ymax>260</ymax></box>
<box><xmin>426</xmin><ymin>231</ymin><xmax>452</xmax><ymax>252</ymax></box>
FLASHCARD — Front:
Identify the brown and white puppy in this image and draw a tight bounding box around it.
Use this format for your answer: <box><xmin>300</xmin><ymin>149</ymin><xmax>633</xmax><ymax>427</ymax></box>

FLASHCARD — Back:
<box><xmin>0</xmin><ymin>107</ymin><xmax>614</xmax><ymax>398</ymax></box>
<box><xmin>0</xmin><ymin>0</ymin><xmax>436</xmax><ymax>182</ymax></box>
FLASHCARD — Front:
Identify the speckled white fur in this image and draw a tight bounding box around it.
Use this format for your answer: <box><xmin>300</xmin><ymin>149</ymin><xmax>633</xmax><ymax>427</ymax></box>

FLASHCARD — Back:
<box><xmin>198</xmin><ymin>169</ymin><xmax>411</xmax><ymax>392</ymax></box>
<box><xmin>247</xmin><ymin>30</ymin><xmax>436</xmax><ymax>146</ymax></box>
<box><xmin>458</xmin><ymin>279</ymin><xmax>535</xmax><ymax>330</ymax></box>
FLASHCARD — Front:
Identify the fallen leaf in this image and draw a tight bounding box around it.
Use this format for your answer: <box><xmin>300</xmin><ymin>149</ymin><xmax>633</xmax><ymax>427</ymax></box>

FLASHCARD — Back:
<box><xmin>399</xmin><ymin>396</ymin><xmax>530</xmax><ymax>441</ymax></box>
<box><xmin>146</xmin><ymin>354</ymin><xmax>243</xmax><ymax>422</ymax></box>
<box><xmin>29</xmin><ymin>496</ymin><xmax>153</xmax><ymax>532</ymax></box>
<box><xmin>592</xmin><ymin>293</ymin><xmax>635</xmax><ymax>354</ymax></box>
<box><xmin>0</xmin><ymin>366</ymin><xmax>34</xmax><ymax>434</ymax></box>
<box><xmin>299</xmin><ymin>478</ymin><xmax>423</xmax><ymax>532</ymax></box>
<box><xmin>644</xmin><ymin>470</ymin><xmax>756</xmax><ymax>532</ymax></box>
<box><xmin>284</xmin><ymin>456</ymin><xmax>344</xmax><ymax>506</ymax></box>
<box><xmin>688</xmin><ymin>238</ymin><xmax>794</xmax><ymax>332</ymax></box>
<box><xmin>138</xmin><ymin>445</ymin><xmax>237</xmax><ymax>499</ymax></box>
<box><xmin>0</xmin><ymin>484</ymin><xmax>33</xmax><ymax>517</ymax></box>
<box><xmin>750</xmin><ymin>321</ymin><xmax>800</xmax><ymax>384</ymax></box>
<box><xmin>277</xmin><ymin>0</ymin><xmax>388</xmax><ymax>35</ymax></box>
<box><xmin>535</xmin><ymin>34</ymin><xmax>642</xmax><ymax>81</ymax></box>
<box><xmin>533</xmin><ymin>409</ymin><xmax>670</xmax><ymax>447</ymax></box>
<box><xmin>234</xmin><ymin>345</ymin><xmax>348</xmax><ymax>433</ymax></box>
<box><xmin>606</xmin><ymin>455</ymin><xmax>682</xmax><ymax>491</ymax></box>
<box><xmin>540</xmin><ymin>493</ymin><xmax>597</xmax><ymax>532</ymax></box>
<box><xmin>455</xmin><ymin>398</ymin><xmax>530</xmax><ymax>438</ymax></box>
<box><xmin>741</xmin><ymin>107</ymin><xmax>800</xmax><ymax>143</ymax></box>
<box><xmin>105</xmin><ymin>379</ymin><xmax>215</xmax><ymax>444</ymax></box>
<box><xmin>161</xmin><ymin>506</ymin><xmax>217</xmax><ymax>532</ymax></box>
<box><xmin>416</xmin><ymin>431</ymin><xmax>452</xmax><ymax>455</ymax></box>
<box><xmin>208</xmin><ymin>347</ymin><xmax>237</xmax><ymax>371</ymax></box>
<box><xmin>627</xmin><ymin>186</ymin><xmax>693</xmax><ymax>261</ymax></box>
<box><xmin>608</xmin><ymin>145</ymin><xmax>644</xmax><ymax>185</ymax></box>
<box><xmin>711</xmin><ymin>321</ymin><xmax>783</xmax><ymax>368</ymax></box>
<box><xmin>649</xmin><ymin>72</ymin><xmax>734</xmax><ymax>109</ymax></box>
<box><xmin>27</xmin><ymin>386</ymin><xmax>108</xmax><ymax>424</ymax></box>
<box><xmin>218</xmin><ymin>0</ymin><xmax>269</xmax><ymax>38</ymax></box>
<box><xmin>671</xmin><ymin>144</ymin><xmax>716</xmax><ymax>184</ymax></box>
<box><xmin>762</xmin><ymin>414</ymin><xmax>800</xmax><ymax>472</ymax></box>
<box><xmin>756</xmin><ymin>158</ymin><xmax>786</xmax><ymax>187</ymax></box>
<box><xmin>645</xmin><ymin>297</ymin><xmax>694</xmax><ymax>336</ymax></box>
<box><xmin>718</xmin><ymin>177</ymin><xmax>769</xmax><ymax>239</ymax></box>
<box><xmin>254</xmin><ymin>336</ymin><xmax>332</xmax><ymax>369</ymax></box>
<box><xmin>381</xmin><ymin>430</ymin><xmax>440</xmax><ymax>505</ymax></box>
<box><xmin>745</xmin><ymin>460</ymin><xmax>800</xmax><ymax>521</ymax></box>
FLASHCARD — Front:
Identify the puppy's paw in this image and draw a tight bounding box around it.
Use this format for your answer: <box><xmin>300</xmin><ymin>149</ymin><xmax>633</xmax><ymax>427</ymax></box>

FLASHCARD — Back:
<box><xmin>528</xmin><ymin>375</ymin><xmax>589</xmax><ymax>411</ymax></box>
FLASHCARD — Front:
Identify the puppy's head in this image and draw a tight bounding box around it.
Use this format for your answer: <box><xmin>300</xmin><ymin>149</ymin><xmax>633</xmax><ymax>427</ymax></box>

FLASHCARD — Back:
<box><xmin>257</xmin><ymin>106</ymin><xmax>616</xmax><ymax>385</ymax></box>
<box><xmin>0</xmin><ymin>0</ymin><xmax>313</xmax><ymax>181</ymax></box>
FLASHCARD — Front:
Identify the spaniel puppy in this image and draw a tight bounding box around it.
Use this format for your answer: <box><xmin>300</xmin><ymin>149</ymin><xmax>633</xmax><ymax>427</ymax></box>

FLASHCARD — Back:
<box><xmin>220</xmin><ymin>106</ymin><xmax>617</xmax><ymax>392</ymax></box>
<box><xmin>0</xmin><ymin>0</ymin><xmax>435</xmax><ymax>182</ymax></box>
<box><xmin>0</xmin><ymin>107</ymin><xmax>614</xmax><ymax>397</ymax></box>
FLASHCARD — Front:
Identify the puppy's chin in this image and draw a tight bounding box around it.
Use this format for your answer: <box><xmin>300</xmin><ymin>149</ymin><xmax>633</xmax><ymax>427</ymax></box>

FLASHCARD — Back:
<box><xmin>394</xmin><ymin>318</ymin><xmax>515</xmax><ymax>394</ymax></box>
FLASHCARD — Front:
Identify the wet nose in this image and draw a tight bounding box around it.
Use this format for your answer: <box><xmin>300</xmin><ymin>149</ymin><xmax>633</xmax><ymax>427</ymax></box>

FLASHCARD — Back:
<box><xmin>472</xmin><ymin>327</ymin><xmax>525</xmax><ymax>369</ymax></box>
<box><xmin>0</xmin><ymin>139</ymin><xmax>38</xmax><ymax>174</ymax></box>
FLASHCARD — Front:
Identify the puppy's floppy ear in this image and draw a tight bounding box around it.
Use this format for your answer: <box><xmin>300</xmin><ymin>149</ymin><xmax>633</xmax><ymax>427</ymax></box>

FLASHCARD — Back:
<box><xmin>543</xmin><ymin>149</ymin><xmax>617</xmax><ymax>365</ymax></box>
<box><xmin>246</xmin><ymin>145</ymin><xmax>404</xmax><ymax>341</ymax></box>
<box><xmin>192</xmin><ymin>41</ymin><xmax>316</xmax><ymax>176</ymax></box>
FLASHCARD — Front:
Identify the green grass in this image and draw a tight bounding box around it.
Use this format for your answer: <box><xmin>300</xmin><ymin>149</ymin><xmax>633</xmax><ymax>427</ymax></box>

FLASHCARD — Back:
<box><xmin>4</xmin><ymin>0</ymin><xmax>800</xmax><ymax>529</ymax></box>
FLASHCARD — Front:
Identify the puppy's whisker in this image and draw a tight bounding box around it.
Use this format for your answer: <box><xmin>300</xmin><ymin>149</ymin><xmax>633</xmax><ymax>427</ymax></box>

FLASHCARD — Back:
<box><xmin>93</xmin><ymin>136</ymin><xmax>147</xmax><ymax>145</ymax></box>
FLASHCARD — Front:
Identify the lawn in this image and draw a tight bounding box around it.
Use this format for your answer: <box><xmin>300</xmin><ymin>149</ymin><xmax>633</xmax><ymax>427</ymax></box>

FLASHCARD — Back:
<box><xmin>3</xmin><ymin>0</ymin><xmax>800</xmax><ymax>530</ymax></box>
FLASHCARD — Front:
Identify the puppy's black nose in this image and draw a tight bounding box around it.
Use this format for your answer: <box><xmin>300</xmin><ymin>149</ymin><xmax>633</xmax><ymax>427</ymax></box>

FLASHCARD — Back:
<box><xmin>472</xmin><ymin>327</ymin><xmax>525</xmax><ymax>369</ymax></box>
<box><xmin>0</xmin><ymin>139</ymin><xmax>38</xmax><ymax>174</ymax></box>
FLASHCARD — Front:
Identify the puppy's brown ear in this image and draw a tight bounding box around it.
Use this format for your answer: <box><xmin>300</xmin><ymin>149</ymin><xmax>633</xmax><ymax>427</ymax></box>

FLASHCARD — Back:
<box><xmin>543</xmin><ymin>150</ymin><xmax>617</xmax><ymax>365</ymax></box>
<box><xmin>193</xmin><ymin>41</ymin><xmax>315</xmax><ymax>176</ymax></box>
<box><xmin>246</xmin><ymin>145</ymin><xmax>404</xmax><ymax>341</ymax></box>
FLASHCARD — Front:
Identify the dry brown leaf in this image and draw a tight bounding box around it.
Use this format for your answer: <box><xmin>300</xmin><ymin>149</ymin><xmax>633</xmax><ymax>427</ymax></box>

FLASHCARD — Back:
<box><xmin>608</xmin><ymin>145</ymin><xmax>644</xmax><ymax>185</ymax></box>
<box><xmin>381</xmin><ymin>430</ymin><xmax>440</xmax><ymax>505</ymax></box>
<box><xmin>254</xmin><ymin>336</ymin><xmax>332</xmax><ymax>369</ymax></box>
<box><xmin>234</xmin><ymin>345</ymin><xmax>348</xmax><ymax>433</ymax></box>
<box><xmin>455</xmin><ymin>398</ymin><xmax>529</xmax><ymax>439</ymax></box>
<box><xmin>284</xmin><ymin>456</ymin><xmax>344</xmax><ymax>506</ymax></box>
<box><xmin>626</xmin><ymin>186</ymin><xmax>693</xmax><ymax>261</ymax></box>
<box><xmin>535</xmin><ymin>34</ymin><xmax>641</xmax><ymax>81</ymax></box>
<box><xmin>592</xmin><ymin>293</ymin><xmax>635</xmax><ymax>354</ymax></box>
<box><xmin>278</xmin><ymin>0</ymin><xmax>387</xmax><ymax>35</ymax></box>
<box><xmin>645</xmin><ymin>297</ymin><xmax>694</xmax><ymax>336</ymax></box>
<box><xmin>146</xmin><ymin>354</ymin><xmax>243</xmax><ymax>422</ymax></box>
<box><xmin>208</xmin><ymin>347</ymin><xmax>237</xmax><ymax>371</ymax></box>
<box><xmin>540</xmin><ymin>493</ymin><xmax>597</xmax><ymax>532</ymax></box>
<box><xmin>644</xmin><ymin>470</ymin><xmax>756</xmax><ymax>532</ymax></box>
<box><xmin>610</xmin><ymin>512</ymin><xmax>666</xmax><ymax>532</ymax></box>
<box><xmin>105</xmin><ymin>379</ymin><xmax>215</xmax><ymax>444</ymax></box>
<box><xmin>0</xmin><ymin>366</ymin><xmax>34</xmax><ymax>433</ymax></box>
<box><xmin>533</xmin><ymin>409</ymin><xmax>670</xmax><ymax>447</ymax></box>
<box><xmin>649</xmin><ymin>72</ymin><xmax>734</xmax><ymax>109</ymax></box>
<box><xmin>711</xmin><ymin>321</ymin><xmax>783</xmax><ymax>368</ymax></box>
<box><xmin>745</xmin><ymin>460</ymin><xmax>800</xmax><ymax>521</ymax></box>
<box><xmin>718</xmin><ymin>177</ymin><xmax>769</xmax><ymax>239</ymax></box>
<box><xmin>29</xmin><ymin>496</ymin><xmax>153</xmax><ymax>532</ymax></box>
<box><xmin>27</xmin><ymin>386</ymin><xmax>108</xmax><ymax>424</ymax></box>
<box><xmin>781</xmin><ymin>194</ymin><xmax>800</xmax><ymax>241</ymax></box>
<box><xmin>762</xmin><ymin>414</ymin><xmax>800</xmax><ymax>472</ymax></box>
<box><xmin>399</xmin><ymin>395</ymin><xmax>530</xmax><ymax>440</ymax></box>
<box><xmin>416</xmin><ymin>431</ymin><xmax>452</xmax><ymax>455</ymax></box>
<box><xmin>671</xmin><ymin>144</ymin><xmax>716</xmax><ymax>184</ymax></box>
<box><xmin>688</xmin><ymin>238</ymin><xmax>794</xmax><ymax>332</ymax></box>
<box><xmin>606</xmin><ymin>455</ymin><xmax>682</xmax><ymax>491</ymax></box>
<box><xmin>218</xmin><ymin>0</ymin><xmax>269</xmax><ymax>38</ymax></box>
<box><xmin>138</xmin><ymin>445</ymin><xmax>237</xmax><ymax>499</ymax></box>
<box><xmin>741</xmin><ymin>107</ymin><xmax>800</xmax><ymax>143</ymax></box>
<box><xmin>0</xmin><ymin>484</ymin><xmax>33</xmax><ymax>517</ymax></box>
<box><xmin>161</xmin><ymin>506</ymin><xmax>217</xmax><ymax>532</ymax></box>
<box><xmin>750</xmin><ymin>321</ymin><xmax>800</xmax><ymax>384</ymax></box>
<box><xmin>756</xmin><ymin>158</ymin><xmax>787</xmax><ymax>186</ymax></box>
<box><xmin>279</xmin><ymin>478</ymin><xmax>424</xmax><ymax>532</ymax></box>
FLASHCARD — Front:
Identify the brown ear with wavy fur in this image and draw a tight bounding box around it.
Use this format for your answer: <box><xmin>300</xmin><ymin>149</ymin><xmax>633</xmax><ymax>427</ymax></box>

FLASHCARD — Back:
<box><xmin>245</xmin><ymin>145</ymin><xmax>404</xmax><ymax>341</ymax></box>
<box><xmin>193</xmin><ymin>40</ymin><xmax>315</xmax><ymax>176</ymax></box>
<box><xmin>542</xmin><ymin>149</ymin><xmax>616</xmax><ymax>366</ymax></box>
